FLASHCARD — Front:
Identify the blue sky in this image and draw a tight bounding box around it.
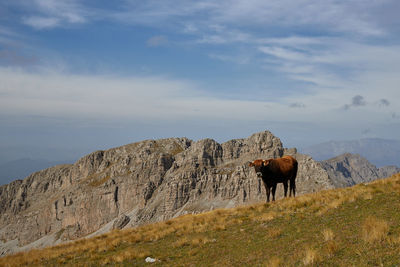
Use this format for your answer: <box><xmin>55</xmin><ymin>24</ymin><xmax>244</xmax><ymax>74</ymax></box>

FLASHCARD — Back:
<box><xmin>1</xmin><ymin>0</ymin><xmax>400</xmax><ymax>162</ymax></box>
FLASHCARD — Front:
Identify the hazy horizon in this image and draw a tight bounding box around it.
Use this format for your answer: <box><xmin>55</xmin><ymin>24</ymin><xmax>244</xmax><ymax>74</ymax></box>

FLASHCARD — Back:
<box><xmin>1</xmin><ymin>134</ymin><xmax>400</xmax><ymax>186</ymax></box>
<box><xmin>1</xmin><ymin>134</ymin><xmax>399</xmax><ymax>167</ymax></box>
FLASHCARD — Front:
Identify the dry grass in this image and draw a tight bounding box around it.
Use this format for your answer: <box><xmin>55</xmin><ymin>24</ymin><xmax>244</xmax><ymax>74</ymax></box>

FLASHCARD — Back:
<box><xmin>321</xmin><ymin>228</ymin><xmax>338</xmax><ymax>258</ymax></box>
<box><xmin>252</xmin><ymin>211</ymin><xmax>278</xmax><ymax>222</ymax></box>
<box><xmin>266</xmin><ymin>227</ymin><xmax>282</xmax><ymax>239</ymax></box>
<box><xmin>173</xmin><ymin>234</ymin><xmax>214</xmax><ymax>248</ymax></box>
<box><xmin>324</xmin><ymin>240</ymin><xmax>339</xmax><ymax>257</ymax></box>
<box><xmin>303</xmin><ymin>247</ymin><xmax>321</xmax><ymax>265</ymax></box>
<box><xmin>264</xmin><ymin>256</ymin><xmax>281</xmax><ymax>267</ymax></box>
<box><xmin>190</xmin><ymin>236</ymin><xmax>212</xmax><ymax>246</ymax></box>
<box><xmin>173</xmin><ymin>236</ymin><xmax>190</xmax><ymax>248</ymax></box>
<box><xmin>362</xmin><ymin>191</ymin><xmax>374</xmax><ymax>200</ymax></box>
<box><xmin>322</xmin><ymin>228</ymin><xmax>334</xmax><ymax>241</ymax></box>
<box><xmin>388</xmin><ymin>235</ymin><xmax>400</xmax><ymax>245</ymax></box>
<box><xmin>361</xmin><ymin>216</ymin><xmax>389</xmax><ymax>243</ymax></box>
<box><xmin>109</xmin><ymin>247</ymin><xmax>150</xmax><ymax>262</ymax></box>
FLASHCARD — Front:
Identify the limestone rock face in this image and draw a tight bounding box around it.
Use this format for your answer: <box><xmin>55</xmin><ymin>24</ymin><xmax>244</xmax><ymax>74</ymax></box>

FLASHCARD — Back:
<box><xmin>0</xmin><ymin>131</ymin><xmax>333</xmax><ymax>254</ymax></box>
<box><xmin>321</xmin><ymin>153</ymin><xmax>400</xmax><ymax>187</ymax></box>
<box><xmin>112</xmin><ymin>214</ymin><xmax>130</xmax><ymax>230</ymax></box>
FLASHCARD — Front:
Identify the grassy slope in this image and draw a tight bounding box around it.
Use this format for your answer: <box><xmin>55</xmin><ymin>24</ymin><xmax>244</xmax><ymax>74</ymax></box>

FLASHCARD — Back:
<box><xmin>2</xmin><ymin>174</ymin><xmax>400</xmax><ymax>266</ymax></box>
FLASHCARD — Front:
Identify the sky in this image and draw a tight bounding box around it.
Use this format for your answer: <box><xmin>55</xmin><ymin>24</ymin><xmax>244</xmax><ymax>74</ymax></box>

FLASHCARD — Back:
<box><xmin>1</xmin><ymin>0</ymin><xmax>400</xmax><ymax>163</ymax></box>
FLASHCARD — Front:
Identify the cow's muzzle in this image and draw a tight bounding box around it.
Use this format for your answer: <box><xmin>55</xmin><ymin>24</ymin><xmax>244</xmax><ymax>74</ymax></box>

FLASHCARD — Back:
<box><xmin>256</xmin><ymin>172</ymin><xmax>262</xmax><ymax>178</ymax></box>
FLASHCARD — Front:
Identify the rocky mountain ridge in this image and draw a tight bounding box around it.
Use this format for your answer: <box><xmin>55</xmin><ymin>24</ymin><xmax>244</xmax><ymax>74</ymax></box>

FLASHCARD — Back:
<box><xmin>0</xmin><ymin>131</ymin><xmax>333</xmax><ymax>255</ymax></box>
<box><xmin>321</xmin><ymin>153</ymin><xmax>400</xmax><ymax>188</ymax></box>
<box><xmin>301</xmin><ymin>138</ymin><xmax>400</xmax><ymax>167</ymax></box>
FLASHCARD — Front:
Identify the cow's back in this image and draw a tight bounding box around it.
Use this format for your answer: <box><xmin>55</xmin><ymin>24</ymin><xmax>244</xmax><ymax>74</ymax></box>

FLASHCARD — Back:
<box><xmin>274</xmin><ymin>156</ymin><xmax>297</xmax><ymax>176</ymax></box>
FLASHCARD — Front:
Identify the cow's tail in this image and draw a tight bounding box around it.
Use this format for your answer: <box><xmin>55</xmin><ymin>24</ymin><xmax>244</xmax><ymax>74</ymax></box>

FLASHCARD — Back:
<box><xmin>292</xmin><ymin>160</ymin><xmax>298</xmax><ymax>180</ymax></box>
<box><xmin>291</xmin><ymin>160</ymin><xmax>298</xmax><ymax>197</ymax></box>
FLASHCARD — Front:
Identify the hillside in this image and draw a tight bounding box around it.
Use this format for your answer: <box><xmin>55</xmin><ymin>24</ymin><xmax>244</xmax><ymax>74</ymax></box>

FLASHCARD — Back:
<box><xmin>301</xmin><ymin>138</ymin><xmax>400</xmax><ymax>167</ymax></box>
<box><xmin>0</xmin><ymin>131</ymin><xmax>333</xmax><ymax>255</ymax></box>
<box><xmin>321</xmin><ymin>153</ymin><xmax>400</xmax><ymax>187</ymax></box>
<box><xmin>1</xmin><ymin>173</ymin><xmax>400</xmax><ymax>266</ymax></box>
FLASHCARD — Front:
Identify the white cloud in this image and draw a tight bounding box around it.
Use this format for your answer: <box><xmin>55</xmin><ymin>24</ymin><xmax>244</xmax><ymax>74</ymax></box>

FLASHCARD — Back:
<box><xmin>256</xmin><ymin>36</ymin><xmax>400</xmax><ymax>108</ymax></box>
<box><xmin>22</xmin><ymin>16</ymin><xmax>60</xmax><ymax>29</ymax></box>
<box><xmin>34</xmin><ymin>0</ymin><xmax>384</xmax><ymax>37</ymax></box>
<box><xmin>259</xmin><ymin>46</ymin><xmax>308</xmax><ymax>61</ymax></box>
<box><xmin>0</xmin><ymin>27</ymin><xmax>22</xmax><ymax>39</ymax></box>
<box><xmin>0</xmin><ymin>26</ymin><xmax>27</xmax><ymax>47</ymax></box>
<box><xmin>258</xmin><ymin>36</ymin><xmax>323</xmax><ymax>47</ymax></box>
<box><xmin>212</xmin><ymin>0</ymin><xmax>387</xmax><ymax>36</ymax></box>
<box><xmin>15</xmin><ymin>0</ymin><xmax>88</xmax><ymax>29</ymax></box>
<box><xmin>196</xmin><ymin>29</ymin><xmax>252</xmax><ymax>44</ymax></box>
<box><xmin>182</xmin><ymin>23</ymin><xmax>198</xmax><ymax>33</ymax></box>
<box><xmin>0</xmin><ymin>67</ymin><xmax>286</xmax><ymax>122</ymax></box>
<box><xmin>1</xmin><ymin>65</ymin><xmax>397</xmax><ymax>129</ymax></box>
<box><xmin>7</xmin><ymin>0</ymin><xmax>396</xmax><ymax>39</ymax></box>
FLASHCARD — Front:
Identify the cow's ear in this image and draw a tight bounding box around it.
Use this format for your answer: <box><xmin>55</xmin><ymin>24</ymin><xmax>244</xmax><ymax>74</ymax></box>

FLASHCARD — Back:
<box><xmin>248</xmin><ymin>161</ymin><xmax>255</xmax><ymax>167</ymax></box>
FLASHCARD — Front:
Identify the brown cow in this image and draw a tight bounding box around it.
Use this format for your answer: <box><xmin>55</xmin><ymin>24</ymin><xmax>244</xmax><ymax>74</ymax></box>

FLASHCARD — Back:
<box><xmin>249</xmin><ymin>155</ymin><xmax>298</xmax><ymax>202</ymax></box>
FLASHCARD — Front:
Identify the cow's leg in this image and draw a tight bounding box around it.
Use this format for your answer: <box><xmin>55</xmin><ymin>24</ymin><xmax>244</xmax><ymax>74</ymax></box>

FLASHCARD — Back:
<box><xmin>271</xmin><ymin>184</ymin><xmax>277</xmax><ymax>201</ymax></box>
<box><xmin>290</xmin><ymin>179</ymin><xmax>296</xmax><ymax>197</ymax></box>
<box><xmin>283</xmin><ymin>181</ymin><xmax>288</xmax><ymax>198</ymax></box>
<box><xmin>263</xmin><ymin>182</ymin><xmax>270</xmax><ymax>202</ymax></box>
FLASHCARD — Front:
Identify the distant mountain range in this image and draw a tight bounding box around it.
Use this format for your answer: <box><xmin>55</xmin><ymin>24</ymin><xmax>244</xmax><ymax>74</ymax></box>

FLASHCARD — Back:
<box><xmin>300</xmin><ymin>138</ymin><xmax>400</xmax><ymax>168</ymax></box>
<box><xmin>321</xmin><ymin>153</ymin><xmax>400</xmax><ymax>188</ymax></box>
<box><xmin>0</xmin><ymin>158</ymin><xmax>72</xmax><ymax>185</ymax></box>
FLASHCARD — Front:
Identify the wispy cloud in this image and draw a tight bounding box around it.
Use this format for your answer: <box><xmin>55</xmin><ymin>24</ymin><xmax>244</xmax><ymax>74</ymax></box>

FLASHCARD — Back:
<box><xmin>210</xmin><ymin>0</ymin><xmax>388</xmax><ymax>36</ymax></box>
<box><xmin>0</xmin><ymin>67</ymin><xmax>285</xmax><ymax>121</ymax></box>
<box><xmin>208</xmin><ymin>53</ymin><xmax>250</xmax><ymax>65</ymax></box>
<box><xmin>0</xmin><ymin>26</ymin><xmax>25</xmax><ymax>46</ymax></box>
<box><xmin>146</xmin><ymin>35</ymin><xmax>168</xmax><ymax>47</ymax></box>
<box><xmin>259</xmin><ymin>46</ymin><xmax>308</xmax><ymax>61</ymax></box>
<box><xmin>0</xmin><ymin>26</ymin><xmax>22</xmax><ymax>40</ymax></box>
<box><xmin>1</xmin><ymin>66</ymin><xmax>397</xmax><ymax>128</ymax></box>
<box><xmin>0</xmin><ymin>26</ymin><xmax>37</xmax><ymax>67</ymax></box>
<box><xmin>11</xmin><ymin>0</ymin><xmax>392</xmax><ymax>37</ymax></box>
<box><xmin>11</xmin><ymin>0</ymin><xmax>89</xmax><ymax>29</ymax></box>
<box><xmin>22</xmin><ymin>16</ymin><xmax>60</xmax><ymax>30</ymax></box>
<box><xmin>196</xmin><ymin>28</ymin><xmax>252</xmax><ymax>44</ymax></box>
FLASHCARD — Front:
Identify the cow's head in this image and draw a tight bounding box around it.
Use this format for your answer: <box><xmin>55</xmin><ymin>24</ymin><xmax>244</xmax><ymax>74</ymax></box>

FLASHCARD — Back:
<box><xmin>262</xmin><ymin>159</ymin><xmax>272</xmax><ymax>167</ymax></box>
<box><xmin>249</xmin><ymin>159</ymin><xmax>264</xmax><ymax>177</ymax></box>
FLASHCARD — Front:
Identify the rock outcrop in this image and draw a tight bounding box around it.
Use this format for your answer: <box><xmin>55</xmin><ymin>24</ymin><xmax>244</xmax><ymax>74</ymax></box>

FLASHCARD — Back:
<box><xmin>321</xmin><ymin>153</ymin><xmax>400</xmax><ymax>187</ymax></box>
<box><xmin>0</xmin><ymin>131</ymin><xmax>334</xmax><ymax>255</ymax></box>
